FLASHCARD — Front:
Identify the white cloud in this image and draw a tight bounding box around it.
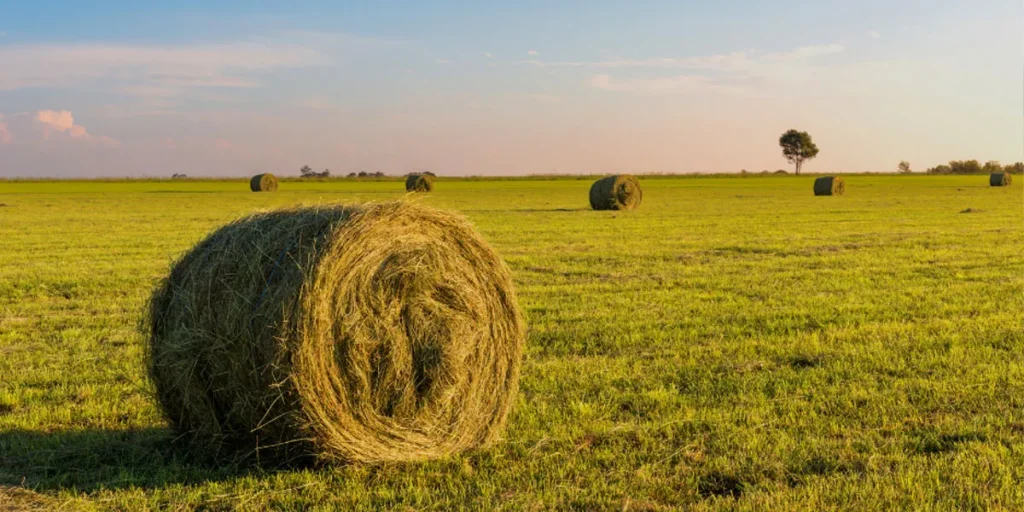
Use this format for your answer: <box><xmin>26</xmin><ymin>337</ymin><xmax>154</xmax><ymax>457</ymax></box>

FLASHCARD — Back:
<box><xmin>0</xmin><ymin>39</ymin><xmax>331</xmax><ymax>91</ymax></box>
<box><xmin>483</xmin><ymin>52</ymin><xmax>494</xmax><ymax>58</ymax></box>
<box><xmin>869</xmin><ymin>31</ymin><xmax>882</xmax><ymax>39</ymax></box>
<box><xmin>529</xmin><ymin>43</ymin><xmax>846</xmax><ymax>96</ymax></box>
<box><xmin>527</xmin><ymin>50</ymin><xmax>539</xmax><ymax>56</ymax></box>
<box><xmin>434</xmin><ymin>58</ymin><xmax>453</xmax><ymax>64</ymax></box>
<box><xmin>588</xmin><ymin>74</ymin><xmax>749</xmax><ymax>96</ymax></box>
<box><xmin>522</xmin><ymin>44</ymin><xmax>845</xmax><ymax>70</ymax></box>
<box><xmin>33</xmin><ymin>110</ymin><xmax>120</xmax><ymax>146</ymax></box>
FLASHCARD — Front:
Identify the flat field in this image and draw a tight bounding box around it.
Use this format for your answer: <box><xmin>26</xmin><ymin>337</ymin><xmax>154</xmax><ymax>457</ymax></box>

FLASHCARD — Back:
<box><xmin>0</xmin><ymin>175</ymin><xmax>1021</xmax><ymax>510</ymax></box>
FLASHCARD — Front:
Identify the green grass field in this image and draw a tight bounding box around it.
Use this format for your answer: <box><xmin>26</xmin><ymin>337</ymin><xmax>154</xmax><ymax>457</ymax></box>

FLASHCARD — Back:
<box><xmin>0</xmin><ymin>175</ymin><xmax>1021</xmax><ymax>510</ymax></box>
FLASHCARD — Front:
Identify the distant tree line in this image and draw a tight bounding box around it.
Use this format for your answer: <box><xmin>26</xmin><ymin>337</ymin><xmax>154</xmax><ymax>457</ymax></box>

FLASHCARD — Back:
<box><xmin>299</xmin><ymin>165</ymin><xmax>331</xmax><ymax>178</ymax></box>
<box><xmin>924</xmin><ymin>160</ymin><xmax>1022</xmax><ymax>175</ymax></box>
<box><xmin>298</xmin><ymin>165</ymin><xmax>395</xmax><ymax>178</ymax></box>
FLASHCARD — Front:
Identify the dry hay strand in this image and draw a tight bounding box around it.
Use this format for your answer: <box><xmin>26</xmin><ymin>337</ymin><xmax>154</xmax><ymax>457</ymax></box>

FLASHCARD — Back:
<box><xmin>250</xmin><ymin>173</ymin><xmax>279</xmax><ymax>192</ymax></box>
<box><xmin>147</xmin><ymin>202</ymin><xmax>525</xmax><ymax>464</ymax></box>
<box><xmin>990</xmin><ymin>173</ymin><xmax>1012</xmax><ymax>186</ymax></box>
<box><xmin>0</xmin><ymin>486</ymin><xmax>57</xmax><ymax>512</ymax></box>
<box><xmin>405</xmin><ymin>174</ymin><xmax>435</xmax><ymax>192</ymax></box>
<box><xmin>589</xmin><ymin>175</ymin><xmax>643</xmax><ymax>211</ymax></box>
<box><xmin>813</xmin><ymin>176</ymin><xmax>845</xmax><ymax>196</ymax></box>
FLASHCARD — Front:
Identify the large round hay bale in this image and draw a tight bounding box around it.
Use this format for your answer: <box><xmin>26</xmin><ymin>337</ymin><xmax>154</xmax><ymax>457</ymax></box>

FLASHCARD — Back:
<box><xmin>990</xmin><ymin>173</ymin><xmax>1011</xmax><ymax>186</ymax></box>
<box><xmin>589</xmin><ymin>175</ymin><xmax>642</xmax><ymax>211</ymax></box>
<box><xmin>405</xmin><ymin>174</ymin><xmax>434</xmax><ymax>192</ymax></box>
<box><xmin>813</xmin><ymin>176</ymin><xmax>845</xmax><ymax>196</ymax></box>
<box><xmin>147</xmin><ymin>202</ymin><xmax>525</xmax><ymax>464</ymax></box>
<box><xmin>250</xmin><ymin>173</ymin><xmax>278</xmax><ymax>192</ymax></box>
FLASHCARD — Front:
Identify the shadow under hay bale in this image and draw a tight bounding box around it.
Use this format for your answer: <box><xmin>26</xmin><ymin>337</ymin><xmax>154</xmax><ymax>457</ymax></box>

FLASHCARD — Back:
<box><xmin>990</xmin><ymin>173</ymin><xmax>1012</xmax><ymax>187</ymax></box>
<box><xmin>249</xmin><ymin>174</ymin><xmax>278</xmax><ymax>192</ymax></box>
<box><xmin>405</xmin><ymin>174</ymin><xmax>435</xmax><ymax>192</ymax></box>
<box><xmin>589</xmin><ymin>175</ymin><xmax>642</xmax><ymax>211</ymax></box>
<box><xmin>147</xmin><ymin>202</ymin><xmax>525</xmax><ymax>465</ymax></box>
<box><xmin>813</xmin><ymin>176</ymin><xmax>845</xmax><ymax>196</ymax></box>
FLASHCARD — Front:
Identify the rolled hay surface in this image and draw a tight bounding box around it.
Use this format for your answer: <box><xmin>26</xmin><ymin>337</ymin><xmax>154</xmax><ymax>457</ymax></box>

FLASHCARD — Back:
<box><xmin>589</xmin><ymin>175</ymin><xmax>643</xmax><ymax>211</ymax></box>
<box><xmin>990</xmin><ymin>173</ymin><xmax>1012</xmax><ymax>187</ymax></box>
<box><xmin>813</xmin><ymin>176</ymin><xmax>845</xmax><ymax>196</ymax></box>
<box><xmin>147</xmin><ymin>202</ymin><xmax>525</xmax><ymax>464</ymax></box>
<box><xmin>405</xmin><ymin>174</ymin><xmax>435</xmax><ymax>192</ymax></box>
<box><xmin>250</xmin><ymin>173</ymin><xmax>279</xmax><ymax>192</ymax></box>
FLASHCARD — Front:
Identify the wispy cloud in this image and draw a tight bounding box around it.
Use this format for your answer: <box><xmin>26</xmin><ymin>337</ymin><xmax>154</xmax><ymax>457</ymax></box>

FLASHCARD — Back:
<box><xmin>869</xmin><ymin>31</ymin><xmax>882</xmax><ymax>39</ymax></box>
<box><xmin>0</xmin><ymin>39</ymin><xmax>331</xmax><ymax>92</ymax></box>
<box><xmin>527</xmin><ymin>50</ymin><xmax>539</xmax><ymax>56</ymax></box>
<box><xmin>522</xmin><ymin>44</ymin><xmax>844</xmax><ymax>70</ymax></box>
<box><xmin>214</xmin><ymin>137</ymin><xmax>233</xmax><ymax>150</ymax></box>
<box><xmin>588</xmin><ymin>74</ymin><xmax>749</xmax><ymax>95</ymax></box>
<box><xmin>482</xmin><ymin>52</ymin><xmax>494</xmax><ymax>58</ymax></box>
<box><xmin>529</xmin><ymin>43</ymin><xmax>846</xmax><ymax>96</ymax></box>
<box><xmin>434</xmin><ymin>58</ymin><xmax>453</xmax><ymax>64</ymax></box>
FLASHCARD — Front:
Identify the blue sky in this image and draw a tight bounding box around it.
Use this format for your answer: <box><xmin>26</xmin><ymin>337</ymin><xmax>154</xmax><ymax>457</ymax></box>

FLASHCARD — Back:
<box><xmin>0</xmin><ymin>1</ymin><xmax>1020</xmax><ymax>177</ymax></box>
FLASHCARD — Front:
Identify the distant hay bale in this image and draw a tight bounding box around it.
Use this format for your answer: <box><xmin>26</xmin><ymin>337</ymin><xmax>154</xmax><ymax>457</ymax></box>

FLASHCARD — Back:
<box><xmin>813</xmin><ymin>176</ymin><xmax>845</xmax><ymax>196</ymax></box>
<box><xmin>990</xmin><ymin>173</ymin><xmax>1012</xmax><ymax>187</ymax></box>
<box><xmin>250</xmin><ymin>173</ymin><xmax>278</xmax><ymax>192</ymax></box>
<box><xmin>405</xmin><ymin>174</ymin><xmax>435</xmax><ymax>192</ymax></box>
<box><xmin>147</xmin><ymin>202</ymin><xmax>525</xmax><ymax>464</ymax></box>
<box><xmin>589</xmin><ymin>175</ymin><xmax>643</xmax><ymax>211</ymax></box>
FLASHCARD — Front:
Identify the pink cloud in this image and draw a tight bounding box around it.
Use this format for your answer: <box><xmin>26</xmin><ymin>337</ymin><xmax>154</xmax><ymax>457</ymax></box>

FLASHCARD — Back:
<box><xmin>162</xmin><ymin>137</ymin><xmax>177</xmax><ymax>149</ymax></box>
<box><xmin>35</xmin><ymin>110</ymin><xmax>76</xmax><ymax>138</ymax></box>
<box><xmin>33</xmin><ymin>109</ymin><xmax>120</xmax><ymax>146</ymax></box>
<box><xmin>214</xmin><ymin>138</ymin><xmax>233</xmax><ymax>150</ymax></box>
<box><xmin>0</xmin><ymin>115</ymin><xmax>11</xmax><ymax>144</ymax></box>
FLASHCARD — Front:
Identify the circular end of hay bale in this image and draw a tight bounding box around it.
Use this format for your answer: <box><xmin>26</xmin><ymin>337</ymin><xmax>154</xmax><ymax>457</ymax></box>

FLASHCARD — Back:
<box><xmin>405</xmin><ymin>174</ymin><xmax>435</xmax><ymax>192</ymax></box>
<box><xmin>990</xmin><ymin>173</ymin><xmax>1011</xmax><ymax>186</ymax></box>
<box><xmin>813</xmin><ymin>176</ymin><xmax>844</xmax><ymax>196</ymax></box>
<box><xmin>147</xmin><ymin>202</ymin><xmax>525</xmax><ymax>464</ymax></box>
<box><xmin>589</xmin><ymin>175</ymin><xmax>642</xmax><ymax>210</ymax></box>
<box><xmin>250</xmin><ymin>173</ymin><xmax>278</xmax><ymax>192</ymax></box>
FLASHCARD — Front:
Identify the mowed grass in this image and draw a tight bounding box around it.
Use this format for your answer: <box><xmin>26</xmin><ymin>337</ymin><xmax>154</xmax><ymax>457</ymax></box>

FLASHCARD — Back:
<box><xmin>0</xmin><ymin>175</ymin><xmax>1021</xmax><ymax>511</ymax></box>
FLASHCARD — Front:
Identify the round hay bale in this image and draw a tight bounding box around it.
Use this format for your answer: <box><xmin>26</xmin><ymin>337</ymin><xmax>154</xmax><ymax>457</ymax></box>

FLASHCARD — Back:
<box><xmin>990</xmin><ymin>173</ymin><xmax>1011</xmax><ymax>186</ymax></box>
<box><xmin>813</xmin><ymin>176</ymin><xmax>845</xmax><ymax>196</ymax></box>
<box><xmin>405</xmin><ymin>174</ymin><xmax>434</xmax><ymax>192</ymax></box>
<box><xmin>147</xmin><ymin>202</ymin><xmax>525</xmax><ymax>464</ymax></box>
<box><xmin>250</xmin><ymin>173</ymin><xmax>278</xmax><ymax>192</ymax></box>
<box><xmin>589</xmin><ymin>175</ymin><xmax>642</xmax><ymax>211</ymax></box>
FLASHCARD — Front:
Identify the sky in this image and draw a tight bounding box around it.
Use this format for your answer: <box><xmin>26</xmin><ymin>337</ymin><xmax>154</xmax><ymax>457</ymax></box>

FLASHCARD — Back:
<box><xmin>0</xmin><ymin>1</ymin><xmax>1020</xmax><ymax>178</ymax></box>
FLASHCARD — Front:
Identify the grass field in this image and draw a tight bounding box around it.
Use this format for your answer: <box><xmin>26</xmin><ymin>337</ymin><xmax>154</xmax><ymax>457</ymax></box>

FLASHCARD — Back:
<box><xmin>0</xmin><ymin>175</ymin><xmax>1022</xmax><ymax>510</ymax></box>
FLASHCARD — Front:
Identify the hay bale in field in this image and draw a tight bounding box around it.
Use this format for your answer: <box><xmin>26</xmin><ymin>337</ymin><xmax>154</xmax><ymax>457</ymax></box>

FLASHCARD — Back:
<box><xmin>147</xmin><ymin>202</ymin><xmax>525</xmax><ymax>464</ymax></box>
<box><xmin>250</xmin><ymin>173</ymin><xmax>278</xmax><ymax>192</ymax></box>
<box><xmin>813</xmin><ymin>176</ymin><xmax>845</xmax><ymax>196</ymax></box>
<box><xmin>589</xmin><ymin>175</ymin><xmax>643</xmax><ymax>211</ymax></box>
<box><xmin>405</xmin><ymin>174</ymin><xmax>434</xmax><ymax>192</ymax></box>
<box><xmin>990</xmin><ymin>173</ymin><xmax>1012</xmax><ymax>187</ymax></box>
